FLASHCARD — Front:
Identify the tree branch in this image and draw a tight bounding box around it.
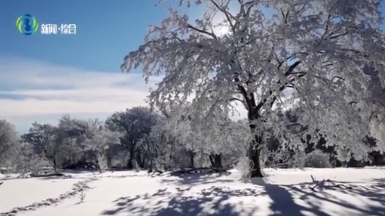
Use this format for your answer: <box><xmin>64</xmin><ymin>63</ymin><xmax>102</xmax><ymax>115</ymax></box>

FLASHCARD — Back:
<box><xmin>187</xmin><ymin>24</ymin><xmax>217</xmax><ymax>39</ymax></box>
<box><xmin>209</xmin><ymin>0</ymin><xmax>236</xmax><ymax>32</ymax></box>
<box><xmin>255</xmin><ymin>60</ymin><xmax>303</xmax><ymax>112</ymax></box>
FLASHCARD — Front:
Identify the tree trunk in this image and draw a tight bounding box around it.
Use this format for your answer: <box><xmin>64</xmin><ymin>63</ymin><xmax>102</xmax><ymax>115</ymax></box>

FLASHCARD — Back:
<box><xmin>248</xmin><ymin>119</ymin><xmax>264</xmax><ymax>177</ymax></box>
<box><xmin>53</xmin><ymin>157</ymin><xmax>58</xmax><ymax>171</ymax></box>
<box><xmin>247</xmin><ymin>140</ymin><xmax>264</xmax><ymax>177</ymax></box>
<box><xmin>137</xmin><ymin>153</ymin><xmax>142</xmax><ymax>169</ymax></box>
<box><xmin>209</xmin><ymin>153</ymin><xmax>222</xmax><ymax>168</ymax></box>
<box><xmin>189</xmin><ymin>151</ymin><xmax>195</xmax><ymax>168</ymax></box>
<box><xmin>127</xmin><ymin>142</ymin><xmax>135</xmax><ymax>169</ymax></box>
<box><xmin>142</xmin><ymin>156</ymin><xmax>146</xmax><ymax>169</ymax></box>
<box><xmin>148</xmin><ymin>158</ymin><xmax>153</xmax><ymax>172</ymax></box>
<box><xmin>106</xmin><ymin>154</ymin><xmax>112</xmax><ymax>170</ymax></box>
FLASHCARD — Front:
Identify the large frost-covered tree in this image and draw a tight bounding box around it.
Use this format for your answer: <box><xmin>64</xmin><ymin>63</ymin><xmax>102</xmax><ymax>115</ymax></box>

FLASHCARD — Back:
<box><xmin>122</xmin><ymin>0</ymin><xmax>385</xmax><ymax>177</ymax></box>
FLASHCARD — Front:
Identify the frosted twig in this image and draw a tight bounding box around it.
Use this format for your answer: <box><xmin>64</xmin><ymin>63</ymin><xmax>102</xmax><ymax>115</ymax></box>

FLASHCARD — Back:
<box><xmin>310</xmin><ymin>175</ymin><xmax>352</xmax><ymax>191</ymax></box>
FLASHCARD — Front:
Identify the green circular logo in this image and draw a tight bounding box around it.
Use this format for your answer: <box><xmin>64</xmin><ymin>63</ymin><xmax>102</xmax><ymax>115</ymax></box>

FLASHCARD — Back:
<box><xmin>16</xmin><ymin>14</ymin><xmax>39</xmax><ymax>35</ymax></box>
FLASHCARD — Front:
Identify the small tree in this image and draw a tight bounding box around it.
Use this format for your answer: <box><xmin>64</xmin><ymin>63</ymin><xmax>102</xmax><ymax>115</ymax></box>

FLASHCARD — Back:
<box><xmin>83</xmin><ymin>119</ymin><xmax>121</xmax><ymax>173</ymax></box>
<box><xmin>0</xmin><ymin>119</ymin><xmax>20</xmax><ymax>167</ymax></box>
<box><xmin>105</xmin><ymin>107</ymin><xmax>158</xmax><ymax>169</ymax></box>
<box><xmin>21</xmin><ymin>122</ymin><xmax>59</xmax><ymax>169</ymax></box>
<box><xmin>13</xmin><ymin>142</ymin><xmax>53</xmax><ymax>176</ymax></box>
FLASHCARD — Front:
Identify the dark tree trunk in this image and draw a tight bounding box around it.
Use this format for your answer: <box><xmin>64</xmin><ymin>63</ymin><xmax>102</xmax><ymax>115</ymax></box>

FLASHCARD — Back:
<box><xmin>248</xmin><ymin>116</ymin><xmax>264</xmax><ymax>178</ymax></box>
<box><xmin>209</xmin><ymin>153</ymin><xmax>222</xmax><ymax>168</ymax></box>
<box><xmin>127</xmin><ymin>142</ymin><xmax>136</xmax><ymax>169</ymax></box>
<box><xmin>247</xmin><ymin>136</ymin><xmax>264</xmax><ymax>177</ymax></box>
<box><xmin>53</xmin><ymin>157</ymin><xmax>58</xmax><ymax>170</ymax></box>
<box><xmin>189</xmin><ymin>151</ymin><xmax>195</xmax><ymax>168</ymax></box>
<box><xmin>148</xmin><ymin>158</ymin><xmax>153</xmax><ymax>172</ymax></box>
<box><xmin>142</xmin><ymin>156</ymin><xmax>146</xmax><ymax>169</ymax></box>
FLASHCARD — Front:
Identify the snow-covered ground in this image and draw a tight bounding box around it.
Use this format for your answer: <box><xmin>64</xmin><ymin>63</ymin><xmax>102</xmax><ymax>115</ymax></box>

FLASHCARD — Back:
<box><xmin>1</xmin><ymin>168</ymin><xmax>384</xmax><ymax>216</ymax></box>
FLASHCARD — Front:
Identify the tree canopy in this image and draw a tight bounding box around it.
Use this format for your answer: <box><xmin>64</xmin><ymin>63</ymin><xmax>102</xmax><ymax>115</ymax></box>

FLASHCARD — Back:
<box><xmin>122</xmin><ymin>0</ymin><xmax>385</xmax><ymax>176</ymax></box>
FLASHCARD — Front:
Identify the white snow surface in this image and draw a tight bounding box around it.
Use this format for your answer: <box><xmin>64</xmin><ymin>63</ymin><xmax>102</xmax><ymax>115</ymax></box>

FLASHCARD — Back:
<box><xmin>0</xmin><ymin>168</ymin><xmax>384</xmax><ymax>216</ymax></box>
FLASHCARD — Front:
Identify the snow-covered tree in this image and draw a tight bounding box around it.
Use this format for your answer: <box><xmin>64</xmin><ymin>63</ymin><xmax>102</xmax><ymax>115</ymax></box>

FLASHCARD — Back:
<box><xmin>56</xmin><ymin>115</ymin><xmax>89</xmax><ymax>165</ymax></box>
<box><xmin>137</xmin><ymin>117</ymin><xmax>175</xmax><ymax>171</ymax></box>
<box><xmin>21</xmin><ymin>122</ymin><xmax>58</xmax><ymax>167</ymax></box>
<box><xmin>105</xmin><ymin>107</ymin><xmax>158</xmax><ymax>169</ymax></box>
<box><xmin>0</xmin><ymin>119</ymin><xmax>20</xmax><ymax>166</ymax></box>
<box><xmin>121</xmin><ymin>0</ymin><xmax>385</xmax><ymax>177</ymax></box>
<box><xmin>83</xmin><ymin>119</ymin><xmax>121</xmax><ymax>172</ymax></box>
<box><xmin>364</xmin><ymin>64</ymin><xmax>385</xmax><ymax>151</ymax></box>
<box><xmin>163</xmin><ymin>103</ymin><xmax>250</xmax><ymax>167</ymax></box>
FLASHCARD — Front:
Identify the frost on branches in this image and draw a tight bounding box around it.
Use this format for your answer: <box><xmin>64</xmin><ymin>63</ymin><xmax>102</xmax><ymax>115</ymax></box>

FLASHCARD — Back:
<box><xmin>82</xmin><ymin>119</ymin><xmax>121</xmax><ymax>172</ymax></box>
<box><xmin>122</xmin><ymin>0</ymin><xmax>385</xmax><ymax>177</ymax></box>
<box><xmin>162</xmin><ymin>103</ymin><xmax>251</xmax><ymax>168</ymax></box>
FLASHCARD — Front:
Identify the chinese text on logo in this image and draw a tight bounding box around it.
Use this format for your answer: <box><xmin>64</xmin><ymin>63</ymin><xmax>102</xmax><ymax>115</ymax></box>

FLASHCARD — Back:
<box><xmin>41</xmin><ymin>24</ymin><xmax>76</xmax><ymax>35</ymax></box>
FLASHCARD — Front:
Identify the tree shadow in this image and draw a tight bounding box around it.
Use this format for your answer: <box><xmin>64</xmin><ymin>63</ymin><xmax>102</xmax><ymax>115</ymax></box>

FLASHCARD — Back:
<box><xmin>100</xmin><ymin>173</ymin><xmax>385</xmax><ymax>216</ymax></box>
<box><xmin>34</xmin><ymin>175</ymin><xmax>74</xmax><ymax>180</ymax></box>
<box><xmin>60</xmin><ymin>169</ymin><xmax>97</xmax><ymax>174</ymax></box>
<box><xmin>0</xmin><ymin>175</ymin><xmax>17</xmax><ymax>181</ymax></box>
<box><xmin>34</xmin><ymin>171</ymin><xmax>148</xmax><ymax>181</ymax></box>
<box><xmin>251</xmin><ymin>177</ymin><xmax>385</xmax><ymax>216</ymax></box>
<box><xmin>251</xmin><ymin>178</ymin><xmax>330</xmax><ymax>216</ymax></box>
<box><xmin>159</xmin><ymin>172</ymin><xmax>234</xmax><ymax>186</ymax></box>
<box><xmin>292</xmin><ymin>178</ymin><xmax>385</xmax><ymax>215</ymax></box>
<box><xmin>101</xmin><ymin>186</ymin><xmax>264</xmax><ymax>216</ymax></box>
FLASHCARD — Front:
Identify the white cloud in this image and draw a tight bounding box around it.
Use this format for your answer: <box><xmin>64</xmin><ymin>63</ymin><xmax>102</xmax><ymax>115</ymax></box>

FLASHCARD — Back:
<box><xmin>0</xmin><ymin>56</ymin><xmax>248</xmax><ymax>134</ymax></box>
<box><xmin>0</xmin><ymin>55</ymin><xmax>299</xmax><ymax>134</ymax></box>
<box><xmin>0</xmin><ymin>56</ymin><xmax>161</xmax><ymax>133</ymax></box>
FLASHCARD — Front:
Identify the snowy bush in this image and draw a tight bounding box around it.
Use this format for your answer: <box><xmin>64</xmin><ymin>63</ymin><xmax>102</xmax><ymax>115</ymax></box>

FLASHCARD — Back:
<box><xmin>11</xmin><ymin>143</ymin><xmax>54</xmax><ymax>175</ymax></box>
<box><xmin>236</xmin><ymin>156</ymin><xmax>253</xmax><ymax>183</ymax></box>
<box><xmin>304</xmin><ymin>150</ymin><xmax>332</xmax><ymax>168</ymax></box>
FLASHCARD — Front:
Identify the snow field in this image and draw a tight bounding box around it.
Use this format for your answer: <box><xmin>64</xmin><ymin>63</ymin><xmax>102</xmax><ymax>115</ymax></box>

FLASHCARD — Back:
<box><xmin>0</xmin><ymin>168</ymin><xmax>384</xmax><ymax>216</ymax></box>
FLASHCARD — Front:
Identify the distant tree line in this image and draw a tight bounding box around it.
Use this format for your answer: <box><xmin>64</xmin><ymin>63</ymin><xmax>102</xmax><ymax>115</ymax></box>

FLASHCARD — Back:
<box><xmin>0</xmin><ymin>106</ymin><xmax>384</xmax><ymax>176</ymax></box>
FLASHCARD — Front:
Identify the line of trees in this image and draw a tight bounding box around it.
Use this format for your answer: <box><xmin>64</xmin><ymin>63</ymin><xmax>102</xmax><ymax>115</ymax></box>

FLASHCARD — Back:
<box><xmin>0</xmin><ymin>106</ymin><xmax>247</xmax><ymax>174</ymax></box>
<box><xmin>1</xmin><ymin>106</ymin><xmax>384</xmax><ymax>176</ymax></box>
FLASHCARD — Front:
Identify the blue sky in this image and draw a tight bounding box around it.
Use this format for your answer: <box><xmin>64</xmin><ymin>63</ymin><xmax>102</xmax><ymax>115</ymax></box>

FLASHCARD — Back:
<box><xmin>0</xmin><ymin>0</ymin><xmax>203</xmax><ymax>133</ymax></box>
<box><xmin>1</xmin><ymin>0</ymin><xmax>199</xmax><ymax>72</ymax></box>
<box><xmin>0</xmin><ymin>0</ymin><xmax>384</xmax><ymax>133</ymax></box>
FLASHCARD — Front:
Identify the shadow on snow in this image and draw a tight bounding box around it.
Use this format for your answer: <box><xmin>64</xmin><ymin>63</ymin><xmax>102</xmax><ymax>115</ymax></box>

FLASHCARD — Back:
<box><xmin>100</xmin><ymin>175</ymin><xmax>385</xmax><ymax>216</ymax></box>
<box><xmin>159</xmin><ymin>171</ymin><xmax>234</xmax><ymax>186</ymax></box>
